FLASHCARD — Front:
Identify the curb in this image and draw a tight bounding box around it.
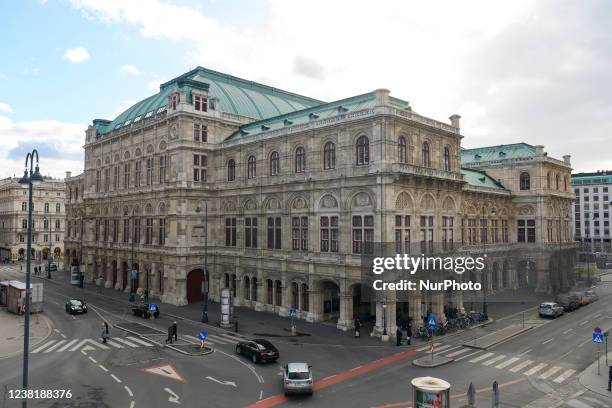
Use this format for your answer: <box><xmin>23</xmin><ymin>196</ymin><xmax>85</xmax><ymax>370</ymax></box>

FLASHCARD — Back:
<box><xmin>165</xmin><ymin>343</ymin><xmax>214</xmax><ymax>356</ymax></box>
<box><xmin>0</xmin><ymin>312</ymin><xmax>54</xmax><ymax>360</ymax></box>
<box><xmin>413</xmin><ymin>355</ymin><xmax>454</xmax><ymax>368</ymax></box>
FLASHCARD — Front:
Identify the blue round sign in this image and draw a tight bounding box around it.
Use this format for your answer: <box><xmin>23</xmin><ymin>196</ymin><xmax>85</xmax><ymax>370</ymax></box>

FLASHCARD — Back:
<box><xmin>594</xmin><ymin>327</ymin><xmax>602</xmax><ymax>334</ymax></box>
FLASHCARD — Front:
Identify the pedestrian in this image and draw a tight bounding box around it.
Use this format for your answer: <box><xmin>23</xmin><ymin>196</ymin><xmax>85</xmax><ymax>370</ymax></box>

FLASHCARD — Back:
<box><xmin>396</xmin><ymin>327</ymin><xmax>402</xmax><ymax>346</ymax></box>
<box><xmin>101</xmin><ymin>324</ymin><xmax>107</xmax><ymax>344</ymax></box>
<box><xmin>608</xmin><ymin>366</ymin><xmax>611</xmax><ymax>391</ymax></box>
<box><xmin>354</xmin><ymin>317</ymin><xmax>361</xmax><ymax>338</ymax></box>
<box><xmin>406</xmin><ymin>322</ymin><xmax>412</xmax><ymax>346</ymax></box>
<box><xmin>172</xmin><ymin>321</ymin><xmax>178</xmax><ymax>341</ymax></box>
<box><xmin>104</xmin><ymin>321</ymin><xmax>109</xmax><ymax>337</ymax></box>
<box><xmin>165</xmin><ymin>325</ymin><xmax>173</xmax><ymax>344</ymax></box>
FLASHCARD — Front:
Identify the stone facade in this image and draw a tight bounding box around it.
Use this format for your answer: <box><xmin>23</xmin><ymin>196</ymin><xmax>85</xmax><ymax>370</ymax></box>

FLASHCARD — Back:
<box><xmin>0</xmin><ymin>177</ymin><xmax>65</xmax><ymax>262</ymax></box>
<box><xmin>65</xmin><ymin>67</ymin><xmax>575</xmax><ymax>337</ymax></box>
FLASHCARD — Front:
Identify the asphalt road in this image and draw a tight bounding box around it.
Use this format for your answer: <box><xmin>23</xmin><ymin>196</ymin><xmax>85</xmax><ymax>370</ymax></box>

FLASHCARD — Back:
<box><xmin>1</xmin><ymin>264</ymin><xmax>611</xmax><ymax>408</ymax></box>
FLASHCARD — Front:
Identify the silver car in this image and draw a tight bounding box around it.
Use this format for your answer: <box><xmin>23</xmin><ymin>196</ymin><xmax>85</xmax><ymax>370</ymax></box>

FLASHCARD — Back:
<box><xmin>583</xmin><ymin>290</ymin><xmax>599</xmax><ymax>303</ymax></box>
<box><xmin>539</xmin><ymin>302</ymin><xmax>564</xmax><ymax>318</ymax></box>
<box><xmin>283</xmin><ymin>362</ymin><xmax>313</xmax><ymax>396</ymax></box>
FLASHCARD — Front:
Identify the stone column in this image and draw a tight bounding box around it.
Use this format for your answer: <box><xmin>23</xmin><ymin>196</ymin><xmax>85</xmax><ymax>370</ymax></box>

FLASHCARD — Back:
<box><xmin>374</xmin><ymin>300</ymin><xmax>397</xmax><ymax>339</ymax></box>
<box><xmin>105</xmin><ymin>260</ymin><xmax>114</xmax><ymax>288</ymax></box>
<box><xmin>307</xmin><ymin>289</ymin><xmax>322</xmax><ymax>322</ymax></box>
<box><xmin>150</xmin><ymin>262</ymin><xmax>158</xmax><ymax>297</ymax></box>
<box><xmin>432</xmin><ymin>292</ymin><xmax>445</xmax><ymax>322</ymax></box>
<box><xmin>336</xmin><ymin>292</ymin><xmax>354</xmax><ymax>331</ymax></box>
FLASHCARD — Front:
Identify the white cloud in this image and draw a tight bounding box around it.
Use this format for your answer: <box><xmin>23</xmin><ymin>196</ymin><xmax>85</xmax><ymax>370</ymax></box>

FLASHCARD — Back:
<box><xmin>147</xmin><ymin>78</ymin><xmax>165</xmax><ymax>92</ymax></box>
<box><xmin>120</xmin><ymin>64</ymin><xmax>142</xmax><ymax>75</ymax></box>
<box><xmin>67</xmin><ymin>0</ymin><xmax>612</xmax><ymax>173</ymax></box>
<box><xmin>64</xmin><ymin>47</ymin><xmax>90</xmax><ymax>63</ymax></box>
<box><xmin>0</xmin><ymin>115</ymin><xmax>85</xmax><ymax>178</ymax></box>
<box><xmin>0</xmin><ymin>103</ymin><xmax>13</xmax><ymax>113</ymax></box>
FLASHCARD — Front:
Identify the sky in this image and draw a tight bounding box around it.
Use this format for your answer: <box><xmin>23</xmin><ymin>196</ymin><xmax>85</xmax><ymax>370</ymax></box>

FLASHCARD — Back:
<box><xmin>1</xmin><ymin>0</ymin><xmax>611</xmax><ymax>179</ymax></box>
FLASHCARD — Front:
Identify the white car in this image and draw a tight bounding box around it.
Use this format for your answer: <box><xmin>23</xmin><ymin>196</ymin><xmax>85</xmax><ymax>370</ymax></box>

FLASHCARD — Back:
<box><xmin>539</xmin><ymin>302</ymin><xmax>564</xmax><ymax>318</ymax></box>
<box><xmin>282</xmin><ymin>362</ymin><xmax>313</xmax><ymax>396</ymax></box>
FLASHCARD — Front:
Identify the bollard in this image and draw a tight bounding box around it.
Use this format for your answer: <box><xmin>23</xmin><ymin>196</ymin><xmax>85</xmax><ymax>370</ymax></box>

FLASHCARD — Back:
<box><xmin>467</xmin><ymin>382</ymin><xmax>476</xmax><ymax>407</ymax></box>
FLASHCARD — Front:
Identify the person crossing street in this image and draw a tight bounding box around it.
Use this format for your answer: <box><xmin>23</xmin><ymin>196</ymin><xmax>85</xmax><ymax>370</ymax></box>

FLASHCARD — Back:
<box><xmin>172</xmin><ymin>321</ymin><xmax>178</xmax><ymax>342</ymax></box>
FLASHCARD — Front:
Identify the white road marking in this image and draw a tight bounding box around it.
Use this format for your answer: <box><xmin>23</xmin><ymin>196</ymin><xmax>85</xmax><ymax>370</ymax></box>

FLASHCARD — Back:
<box><xmin>124</xmin><ymin>386</ymin><xmax>133</xmax><ymax>397</ymax></box>
<box><xmin>113</xmin><ymin>337</ymin><xmax>140</xmax><ymax>348</ymax></box>
<box><xmin>44</xmin><ymin>340</ymin><xmax>67</xmax><ymax>353</ymax></box>
<box><xmin>593</xmin><ymin>313</ymin><xmax>601</xmax><ymax>318</ymax></box>
<box><xmin>259</xmin><ymin>390</ymin><xmax>263</xmax><ymax>400</ymax></box>
<box><xmin>57</xmin><ymin>339</ymin><xmax>80</xmax><ymax>352</ymax></box>
<box><xmin>563</xmin><ymin>329</ymin><xmax>573</xmax><ymax>334</ymax></box>
<box><xmin>207</xmin><ymin>335</ymin><xmax>229</xmax><ymax>345</ymax></box>
<box><xmin>542</xmin><ymin>338</ymin><xmax>554</xmax><ymax>345</ymax></box>
<box><xmin>538</xmin><ymin>366</ymin><xmax>563</xmax><ymax>379</ymax></box>
<box><xmin>433</xmin><ymin>344</ymin><xmax>453</xmax><ymax>353</ymax></box>
<box><xmin>482</xmin><ymin>355</ymin><xmax>506</xmax><ymax>366</ymax></box>
<box><xmin>524</xmin><ymin>363</ymin><xmax>548</xmax><ymax>376</ymax></box>
<box><xmin>416</xmin><ymin>343</ymin><xmax>442</xmax><ymax>352</ymax></box>
<box><xmin>579</xmin><ymin>321</ymin><xmax>589</xmax><ymax>326</ymax></box>
<box><xmin>518</xmin><ymin>349</ymin><xmax>532</xmax><ymax>356</ymax></box>
<box><xmin>127</xmin><ymin>336</ymin><xmax>153</xmax><ymax>346</ymax></box>
<box><xmin>455</xmin><ymin>350</ymin><xmax>483</xmax><ymax>362</ymax></box>
<box><xmin>106</xmin><ymin>340</ymin><xmax>124</xmax><ymax>349</ymax></box>
<box><xmin>31</xmin><ymin>340</ymin><xmax>57</xmax><ymax>353</ymax></box>
<box><xmin>469</xmin><ymin>352</ymin><xmax>495</xmax><ymax>363</ymax></box>
<box><xmin>99</xmin><ymin>365</ymin><xmax>109</xmax><ymax>372</ymax></box>
<box><xmin>88</xmin><ymin>356</ymin><xmax>98</xmax><ymax>364</ymax></box>
<box><xmin>130</xmin><ymin>402</ymin><xmax>134</xmax><ymax>408</ymax></box>
<box><xmin>553</xmin><ymin>369</ymin><xmax>576</xmax><ymax>383</ymax></box>
<box><xmin>446</xmin><ymin>348</ymin><xmax>471</xmax><ymax>358</ymax></box>
<box><xmin>110</xmin><ymin>374</ymin><xmax>122</xmax><ymax>383</ymax></box>
<box><xmin>495</xmin><ymin>357</ymin><xmax>520</xmax><ymax>369</ymax></box>
<box><xmin>509</xmin><ymin>360</ymin><xmax>534</xmax><ymax>373</ymax></box>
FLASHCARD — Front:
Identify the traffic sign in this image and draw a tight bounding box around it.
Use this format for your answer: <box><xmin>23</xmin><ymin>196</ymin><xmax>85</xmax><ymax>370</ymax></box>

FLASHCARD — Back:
<box><xmin>289</xmin><ymin>307</ymin><xmax>297</xmax><ymax>318</ymax></box>
<box><xmin>198</xmin><ymin>329</ymin><xmax>207</xmax><ymax>341</ymax></box>
<box><xmin>149</xmin><ymin>303</ymin><xmax>157</xmax><ymax>311</ymax></box>
<box><xmin>594</xmin><ymin>327</ymin><xmax>602</xmax><ymax>334</ymax></box>
<box><xmin>593</xmin><ymin>332</ymin><xmax>604</xmax><ymax>344</ymax></box>
<box><xmin>428</xmin><ymin>316</ymin><xmax>437</xmax><ymax>331</ymax></box>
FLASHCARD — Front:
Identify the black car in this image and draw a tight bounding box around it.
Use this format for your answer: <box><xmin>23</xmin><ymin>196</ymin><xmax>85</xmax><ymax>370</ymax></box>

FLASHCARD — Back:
<box><xmin>65</xmin><ymin>299</ymin><xmax>87</xmax><ymax>314</ymax></box>
<box><xmin>236</xmin><ymin>339</ymin><xmax>279</xmax><ymax>364</ymax></box>
<box><xmin>131</xmin><ymin>302</ymin><xmax>160</xmax><ymax>319</ymax></box>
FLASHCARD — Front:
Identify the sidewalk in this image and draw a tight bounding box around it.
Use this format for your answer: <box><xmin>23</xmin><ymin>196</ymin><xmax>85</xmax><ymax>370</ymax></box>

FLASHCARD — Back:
<box><xmin>579</xmin><ymin>350</ymin><xmax>612</xmax><ymax>397</ymax></box>
<box><xmin>0</xmin><ymin>308</ymin><xmax>53</xmax><ymax>359</ymax></box>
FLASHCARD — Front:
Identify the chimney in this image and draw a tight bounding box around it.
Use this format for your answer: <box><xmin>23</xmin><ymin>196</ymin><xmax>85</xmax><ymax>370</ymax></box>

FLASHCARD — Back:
<box><xmin>65</xmin><ymin>171</ymin><xmax>72</xmax><ymax>179</ymax></box>
<box><xmin>535</xmin><ymin>145</ymin><xmax>545</xmax><ymax>156</ymax></box>
<box><xmin>563</xmin><ymin>155</ymin><xmax>571</xmax><ymax>165</ymax></box>
<box><xmin>374</xmin><ymin>88</ymin><xmax>390</xmax><ymax>107</ymax></box>
<box><xmin>449</xmin><ymin>114</ymin><xmax>461</xmax><ymax>129</ymax></box>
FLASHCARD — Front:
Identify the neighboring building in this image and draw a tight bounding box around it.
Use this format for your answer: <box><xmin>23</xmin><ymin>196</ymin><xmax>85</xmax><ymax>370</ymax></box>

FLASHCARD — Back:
<box><xmin>571</xmin><ymin>171</ymin><xmax>612</xmax><ymax>251</ymax></box>
<box><xmin>66</xmin><ymin>66</ymin><xmax>575</xmax><ymax>336</ymax></box>
<box><xmin>0</xmin><ymin>176</ymin><xmax>66</xmax><ymax>262</ymax></box>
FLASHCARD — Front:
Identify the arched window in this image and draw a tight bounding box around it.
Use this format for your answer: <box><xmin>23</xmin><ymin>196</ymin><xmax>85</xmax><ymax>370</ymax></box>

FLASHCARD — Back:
<box><xmin>270</xmin><ymin>152</ymin><xmax>279</xmax><ymax>176</ymax></box>
<box><xmin>555</xmin><ymin>174</ymin><xmax>560</xmax><ymax>190</ymax></box>
<box><xmin>443</xmin><ymin>146</ymin><xmax>451</xmax><ymax>171</ymax></box>
<box><xmin>295</xmin><ymin>147</ymin><xmax>306</xmax><ymax>173</ymax></box>
<box><xmin>323</xmin><ymin>142</ymin><xmax>335</xmax><ymax>170</ymax></box>
<box><xmin>398</xmin><ymin>136</ymin><xmax>407</xmax><ymax>163</ymax></box>
<box><xmin>520</xmin><ymin>172</ymin><xmax>530</xmax><ymax>190</ymax></box>
<box><xmin>421</xmin><ymin>142</ymin><xmax>430</xmax><ymax>167</ymax></box>
<box><xmin>547</xmin><ymin>172</ymin><xmax>551</xmax><ymax>189</ymax></box>
<box><xmin>356</xmin><ymin>135</ymin><xmax>369</xmax><ymax>166</ymax></box>
<box><xmin>247</xmin><ymin>155</ymin><xmax>256</xmax><ymax>179</ymax></box>
<box><xmin>227</xmin><ymin>159</ymin><xmax>235</xmax><ymax>181</ymax></box>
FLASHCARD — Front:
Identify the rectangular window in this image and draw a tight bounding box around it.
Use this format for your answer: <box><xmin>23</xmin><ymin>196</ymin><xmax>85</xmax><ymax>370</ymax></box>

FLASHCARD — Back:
<box><xmin>56</xmin><ymin>203</ymin><xmax>61</xmax><ymax>213</ymax></box>
<box><xmin>352</xmin><ymin>215</ymin><xmax>374</xmax><ymax>254</ymax></box>
<box><xmin>159</xmin><ymin>155</ymin><xmax>167</xmax><ymax>183</ymax></box>
<box><xmin>527</xmin><ymin>219</ymin><xmax>536</xmax><ymax>243</ymax></box>
<box><xmin>518</xmin><ymin>220</ymin><xmax>526</xmax><ymax>243</ymax></box>
<box><xmin>194</xmin><ymin>123</ymin><xmax>200</xmax><ymax>141</ymax></box>
<box><xmin>245</xmin><ymin>217</ymin><xmax>258</xmax><ymax>248</ymax></box>
<box><xmin>113</xmin><ymin>219</ymin><xmax>119</xmax><ymax>242</ymax></box>
<box><xmin>135</xmin><ymin>161</ymin><xmax>141</xmax><ymax>187</ymax></box>
<box><xmin>320</xmin><ymin>216</ymin><xmax>339</xmax><ymax>252</ymax></box>
<box><xmin>114</xmin><ymin>166</ymin><xmax>119</xmax><ymax>190</ymax></box>
<box><xmin>442</xmin><ymin>216</ymin><xmax>454</xmax><ymax>250</ymax></box>
<box><xmin>104</xmin><ymin>168</ymin><xmax>110</xmax><ymax>191</ymax></box>
<box><xmin>94</xmin><ymin>219</ymin><xmax>99</xmax><ymax>242</ymax></box>
<box><xmin>123</xmin><ymin>219</ymin><xmax>130</xmax><ymax>243</ymax></box>
<box><xmin>193</xmin><ymin>123</ymin><xmax>208</xmax><ymax>142</ymax></box>
<box><xmin>146</xmin><ymin>158</ymin><xmax>154</xmax><ymax>185</ymax></box>
<box><xmin>158</xmin><ymin>218</ymin><xmax>165</xmax><ymax>246</ymax></box>
<box><xmin>21</xmin><ymin>202</ymin><xmax>26</xmax><ymax>211</ymax></box>
<box><xmin>225</xmin><ymin>218</ymin><xmax>236</xmax><ymax>247</ymax></box>
<box><xmin>145</xmin><ymin>218</ymin><xmax>153</xmax><ymax>245</ymax></box>
<box><xmin>292</xmin><ymin>216</ymin><xmax>308</xmax><ymax>250</ymax></box>
<box><xmin>194</xmin><ymin>95</ymin><xmax>208</xmax><ymax>112</ymax></box>
<box><xmin>96</xmin><ymin>170</ymin><xmax>101</xmax><ymax>192</ymax></box>
<box><xmin>468</xmin><ymin>219</ymin><xmax>476</xmax><ymax>244</ymax></box>
<box><xmin>267</xmin><ymin>217</ymin><xmax>282</xmax><ymax>249</ymax></box>
<box><xmin>133</xmin><ymin>218</ymin><xmax>140</xmax><ymax>244</ymax></box>
<box><xmin>124</xmin><ymin>163</ymin><xmax>131</xmax><ymax>189</ymax></box>
<box><xmin>193</xmin><ymin>154</ymin><xmax>207</xmax><ymax>183</ymax></box>
<box><xmin>104</xmin><ymin>219</ymin><xmax>109</xmax><ymax>242</ymax></box>
<box><xmin>491</xmin><ymin>219</ymin><xmax>499</xmax><ymax>243</ymax></box>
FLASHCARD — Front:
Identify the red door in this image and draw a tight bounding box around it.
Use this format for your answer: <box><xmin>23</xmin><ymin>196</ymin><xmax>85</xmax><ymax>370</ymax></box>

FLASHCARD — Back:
<box><xmin>186</xmin><ymin>269</ymin><xmax>204</xmax><ymax>303</ymax></box>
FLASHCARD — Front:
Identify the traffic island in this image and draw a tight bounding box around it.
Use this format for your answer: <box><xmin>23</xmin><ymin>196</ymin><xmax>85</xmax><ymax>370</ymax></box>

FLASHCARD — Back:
<box><xmin>463</xmin><ymin>323</ymin><xmax>534</xmax><ymax>350</ymax></box>
<box><xmin>413</xmin><ymin>355</ymin><xmax>454</xmax><ymax>368</ymax></box>
<box><xmin>166</xmin><ymin>341</ymin><xmax>213</xmax><ymax>356</ymax></box>
<box><xmin>114</xmin><ymin>321</ymin><xmax>165</xmax><ymax>336</ymax></box>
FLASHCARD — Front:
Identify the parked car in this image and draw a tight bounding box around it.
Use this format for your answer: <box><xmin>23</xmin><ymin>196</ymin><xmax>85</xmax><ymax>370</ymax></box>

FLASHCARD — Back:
<box><xmin>46</xmin><ymin>263</ymin><xmax>57</xmax><ymax>272</ymax></box>
<box><xmin>131</xmin><ymin>302</ymin><xmax>159</xmax><ymax>319</ymax></box>
<box><xmin>571</xmin><ymin>291</ymin><xmax>590</xmax><ymax>306</ymax></box>
<box><xmin>538</xmin><ymin>302</ymin><xmax>564</xmax><ymax>318</ymax></box>
<box><xmin>282</xmin><ymin>362</ymin><xmax>313</xmax><ymax>396</ymax></box>
<box><xmin>583</xmin><ymin>290</ymin><xmax>599</xmax><ymax>303</ymax></box>
<box><xmin>235</xmin><ymin>339</ymin><xmax>279</xmax><ymax>364</ymax></box>
<box><xmin>65</xmin><ymin>299</ymin><xmax>87</xmax><ymax>314</ymax></box>
<box><xmin>556</xmin><ymin>293</ymin><xmax>580</xmax><ymax>312</ymax></box>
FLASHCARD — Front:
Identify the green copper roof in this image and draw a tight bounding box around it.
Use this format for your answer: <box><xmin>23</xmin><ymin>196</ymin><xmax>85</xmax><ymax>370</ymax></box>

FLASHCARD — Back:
<box><xmin>225</xmin><ymin>92</ymin><xmax>378</xmax><ymax>141</ymax></box>
<box><xmin>94</xmin><ymin>67</ymin><xmax>325</xmax><ymax>135</ymax></box>
<box><xmin>461</xmin><ymin>168</ymin><xmax>506</xmax><ymax>190</ymax></box>
<box><xmin>572</xmin><ymin>171</ymin><xmax>612</xmax><ymax>185</ymax></box>
<box><xmin>461</xmin><ymin>143</ymin><xmax>535</xmax><ymax>165</ymax></box>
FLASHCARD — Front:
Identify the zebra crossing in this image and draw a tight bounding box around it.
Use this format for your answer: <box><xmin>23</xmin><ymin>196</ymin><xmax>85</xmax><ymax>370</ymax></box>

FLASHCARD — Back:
<box><xmin>418</xmin><ymin>344</ymin><xmax>578</xmax><ymax>384</ymax></box>
<box><xmin>183</xmin><ymin>332</ymin><xmax>247</xmax><ymax>346</ymax></box>
<box><xmin>32</xmin><ymin>335</ymin><xmax>155</xmax><ymax>354</ymax></box>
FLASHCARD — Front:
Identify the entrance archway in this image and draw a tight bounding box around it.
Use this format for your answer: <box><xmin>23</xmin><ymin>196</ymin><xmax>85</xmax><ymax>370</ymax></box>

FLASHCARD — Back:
<box><xmin>352</xmin><ymin>283</ymin><xmax>374</xmax><ymax>321</ymax></box>
<box><xmin>53</xmin><ymin>247</ymin><xmax>61</xmax><ymax>258</ymax></box>
<box><xmin>121</xmin><ymin>261</ymin><xmax>128</xmax><ymax>289</ymax></box>
<box><xmin>186</xmin><ymin>269</ymin><xmax>204</xmax><ymax>303</ymax></box>
<box><xmin>42</xmin><ymin>247</ymin><xmax>50</xmax><ymax>260</ymax></box>
<box><xmin>320</xmin><ymin>281</ymin><xmax>340</xmax><ymax>320</ymax></box>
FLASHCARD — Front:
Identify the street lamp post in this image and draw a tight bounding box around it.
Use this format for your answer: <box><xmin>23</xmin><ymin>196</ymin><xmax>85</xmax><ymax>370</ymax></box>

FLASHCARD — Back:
<box><xmin>382</xmin><ymin>302</ymin><xmax>387</xmax><ymax>336</ymax></box>
<box><xmin>79</xmin><ymin>214</ymin><xmax>84</xmax><ymax>288</ymax></box>
<box><xmin>129</xmin><ymin>207</ymin><xmax>135</xmax><ymax>301</ymax></box>
<box><xmin>18</xmin><ymin>149</ymin><xmax>44</xmax><ymax>408</ymax></box>
<box><xmin>482</xmin><ymin>207</ymin><xmax>496</xmax><ymax>317</ymax></box>
<box><xmin>196</xmin><ymin>203</ymin><xmax>209</xmax><ymax>323</ymax></box>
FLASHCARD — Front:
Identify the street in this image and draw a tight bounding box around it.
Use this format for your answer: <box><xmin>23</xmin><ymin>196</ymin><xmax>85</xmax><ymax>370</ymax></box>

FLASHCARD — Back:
<box><xmin>1</xmin><ymin>263</ymin><xmax>611</xmax><ymax>407</ymax></box>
